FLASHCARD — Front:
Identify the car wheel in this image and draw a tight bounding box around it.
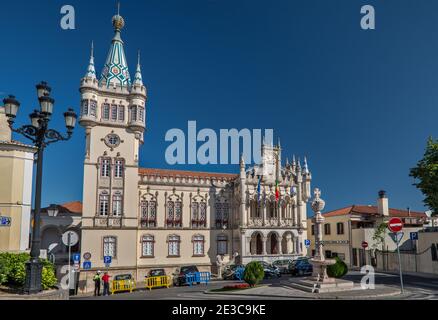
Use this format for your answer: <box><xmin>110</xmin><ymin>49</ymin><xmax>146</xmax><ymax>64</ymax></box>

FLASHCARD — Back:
<box><xmin>298</xmin><ymin>270</ymin><xmax>304</xmax><ymax>276</ymax></box>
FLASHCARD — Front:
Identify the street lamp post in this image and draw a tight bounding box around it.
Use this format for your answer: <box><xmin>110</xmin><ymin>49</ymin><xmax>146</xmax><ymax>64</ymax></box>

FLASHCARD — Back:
<box><xmin>3</xmin><ymin>81</ymin><xmax>77</xmax><ymax>294</ymax></box>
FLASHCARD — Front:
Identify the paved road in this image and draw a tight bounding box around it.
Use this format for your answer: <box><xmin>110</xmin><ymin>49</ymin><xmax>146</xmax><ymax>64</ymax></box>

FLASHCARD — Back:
<box><xmin>73</xmin><ymin>271</ymin><xmax>438</xmax><ymax>300</ymax></box>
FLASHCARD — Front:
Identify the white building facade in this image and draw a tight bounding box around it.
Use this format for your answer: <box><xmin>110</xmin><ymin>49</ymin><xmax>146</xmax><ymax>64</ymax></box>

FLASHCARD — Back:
<box><xmin>78</xmin><ymin>12</ymin><xmax>312</xmax><ymax>288</ymax></box>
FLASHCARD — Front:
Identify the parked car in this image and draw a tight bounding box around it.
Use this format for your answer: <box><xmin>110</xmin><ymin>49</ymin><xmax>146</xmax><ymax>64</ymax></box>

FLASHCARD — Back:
<box><xmin>222</xmin><ymin>264</ymin><xmax>245</xmax><ymax>280</ymax></box>
<box><xmin>147</xmin><ymin>269</ymin><xmax>166</xmax><ymax>278</ymax></box>
<box><xmin>289</xmin><ymin>258</ymin><xmax>313</xmax><ymax>276</ymax></box>
<box><xmin>173</xmin><ymin>265</ymin><xmax>199</xmax><ymax>286</ymax></box>
<box><xmin>254</xmin><ymin>261</ymin><xmax>281</xmax><ymax>279</ymax></box>
<box><xmin>272</xmin><ymin>259</ymin><xmax>292</xmax><ymax>274</ymax></box>
<box><xmin>114</xmin><ymin>274</ymin><xmax>135</xmax><ymax>282</ymax></box>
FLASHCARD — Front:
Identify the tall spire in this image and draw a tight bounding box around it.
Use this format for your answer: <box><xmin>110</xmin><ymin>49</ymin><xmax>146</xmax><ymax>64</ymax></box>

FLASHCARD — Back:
<box><xmin>303</xmin><ymin>157</ymin><xmax>310</xmax><ymax>174</ymax></box>
<box><xmin>100</xmin><ymin>2</ymin><xmax>131</xmax><ymax>88</ymax></box>
<box><xmin>132</xmin><ymin>50</ymin><xmax>144</xmax><ymax>86</ymax></box>
<box><xmin>85</xmin><ymin>41</ymin><xmax>97</xmax><ymax>79</ymax></box>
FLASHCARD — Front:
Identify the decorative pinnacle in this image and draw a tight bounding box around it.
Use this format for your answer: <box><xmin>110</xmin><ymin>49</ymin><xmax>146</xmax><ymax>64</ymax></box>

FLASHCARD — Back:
<box><xmin>112</xmin><ymin>1</ymin><xmax>125</xmax><ymax>31</ymax></box>
<box><xmin>303</xmin><ymin>157</ymin><xmax>309</xmax><ymax>174</ymax></box>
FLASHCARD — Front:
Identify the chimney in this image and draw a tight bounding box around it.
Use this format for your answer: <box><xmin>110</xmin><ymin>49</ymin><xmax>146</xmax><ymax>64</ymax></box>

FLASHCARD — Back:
<box><xmin>377</xmin><ymin>190</ymin><xmax>389</xmax><ymax>217</ymax></box>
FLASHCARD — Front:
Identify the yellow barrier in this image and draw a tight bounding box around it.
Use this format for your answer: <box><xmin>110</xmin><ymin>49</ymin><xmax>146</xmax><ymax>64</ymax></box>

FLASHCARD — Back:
<box><xmin>145</xmin><ymin>276</ymin><xmax>171</xmax><ymax>291</ymax></box>
<box><xmin>111</xmin><ymin>280</ymin><xmax>136</xmax><ymax>295</ymax></box>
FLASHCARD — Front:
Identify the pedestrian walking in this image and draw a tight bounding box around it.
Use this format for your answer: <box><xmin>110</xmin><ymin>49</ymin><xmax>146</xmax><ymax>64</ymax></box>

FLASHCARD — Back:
<box><xmin>102</xmin><ymin>272</ymin><xmax>111</xmax><ymax>296</ymax></box>
<box><xmin>93</xmin><ymin>271</ymin><xmax>101</xmax><ymax>296</ymax></box>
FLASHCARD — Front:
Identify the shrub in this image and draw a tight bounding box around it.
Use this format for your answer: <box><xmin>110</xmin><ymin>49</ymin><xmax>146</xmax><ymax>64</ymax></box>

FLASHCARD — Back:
<box><xmin>223</xmin><ymin>283</ymin><xmax>250</xmax><ymax>290</ymax></box>
<box><xmin>243</xmin><ymin>262</ymin><xmax>264</xmax><ymax>287</ymax></box>
<box><xmin>327</xmin><ymin>257</ymin><xmax>348</xmax><ymax>278</ymax></box>
<box><xmin>0</xmin><ymin>253</ymin><xmax>57</xmax><ymax>290</ymax></box>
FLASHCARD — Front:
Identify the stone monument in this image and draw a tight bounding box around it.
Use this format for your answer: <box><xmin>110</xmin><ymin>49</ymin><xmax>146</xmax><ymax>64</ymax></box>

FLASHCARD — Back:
<box><xmin>290</xmin><ymin>188</ymin><xmax>355</xmax><ymax>293</ymax></box>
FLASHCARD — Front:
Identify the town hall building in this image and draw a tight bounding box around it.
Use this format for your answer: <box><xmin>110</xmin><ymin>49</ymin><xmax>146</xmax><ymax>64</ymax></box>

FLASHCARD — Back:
<box><xmin>78</xmin><ymin>11</ymin><xmax>313</xmax><ymax>288</ymax></box>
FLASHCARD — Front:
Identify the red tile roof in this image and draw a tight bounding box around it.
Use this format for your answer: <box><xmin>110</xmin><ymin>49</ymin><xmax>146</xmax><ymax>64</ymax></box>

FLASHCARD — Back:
<box><xmin>323</xmin><ymin>205</ymin><xmax>426</xmax><ymax>219</ymax></box>
<box><xmin>139</xmin><ymin>168</ymin><xmax>238</xmax><ymax>180</ymax></box>
<box><xmin>59</xmin><ymin>201</ymin><xmax>82</xmax><ymax>214</ymax></box>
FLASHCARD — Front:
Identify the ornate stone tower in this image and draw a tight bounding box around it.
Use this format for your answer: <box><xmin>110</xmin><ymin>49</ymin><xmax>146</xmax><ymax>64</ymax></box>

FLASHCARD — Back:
<box><xmin>79</xmin><ymin>11</ymin><xmax>147</xmax><ymax>268</ymax></box>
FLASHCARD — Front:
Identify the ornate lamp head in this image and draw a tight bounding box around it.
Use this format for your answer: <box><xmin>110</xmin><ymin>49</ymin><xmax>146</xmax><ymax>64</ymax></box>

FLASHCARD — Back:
<box><xmin>311</xmin><ymin>188</ymin><xmax>326</xmax><ymax>213</ymax></box>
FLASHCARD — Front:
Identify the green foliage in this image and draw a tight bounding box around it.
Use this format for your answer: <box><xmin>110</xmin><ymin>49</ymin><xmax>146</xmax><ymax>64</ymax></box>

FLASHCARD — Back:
<box><xmin>327</xmin><ymin>257</ymin><xmax>348</xmax><ymax>278</ymax></box>
<box><xmin>0</xmin><ymin>253</ymin><xmax>57</xmax><ymax>290</ymax></box>
<box><xmin>372</xmin><ymin>223</ymin><xmax>387</xmax><ymax>250</ymax></box>
<box><xmin>410</xmin><ymin>137</ymin><xmax>438</xmax><ymax>216</ymax></box>
<box><xmin>243</xmin><ymin>262</ymin><xmax>264</xmax><ymax>287</ymax></box>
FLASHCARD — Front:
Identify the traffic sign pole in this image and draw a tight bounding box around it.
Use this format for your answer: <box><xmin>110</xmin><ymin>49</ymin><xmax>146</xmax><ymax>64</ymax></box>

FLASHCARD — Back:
<box><xmin>396</xmin><ymin>232</ymin><xmax>404</xmax><ymax>294</ymax></box>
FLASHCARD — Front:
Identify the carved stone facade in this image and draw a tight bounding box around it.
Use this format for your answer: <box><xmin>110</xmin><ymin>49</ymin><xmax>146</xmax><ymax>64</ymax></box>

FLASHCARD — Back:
<box><xmin>78</xmin><ymin>11</ymin><xmax>312</xmax><ymax>290</ymax></box>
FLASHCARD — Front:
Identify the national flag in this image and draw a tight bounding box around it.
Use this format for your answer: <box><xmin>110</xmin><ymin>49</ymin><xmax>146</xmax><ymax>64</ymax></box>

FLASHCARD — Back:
<box><xmin>275</xmin><ymin>180</ymin><xmax>280</xmax><ymax>202</ymax></box>
<box><xmin>257</xmin><ymin>176</ymin><xmax>262</xmax><ymax>203</ymax></box>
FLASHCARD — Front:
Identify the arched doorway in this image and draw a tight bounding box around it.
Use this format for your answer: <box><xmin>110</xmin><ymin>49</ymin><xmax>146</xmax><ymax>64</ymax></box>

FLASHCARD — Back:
<box><xmin>268</xmin><ymin>233</ymin><xmax>279</xmax><ymax>255</ymax></box>
<box><xmin>250</xmin><ymin>232</ymin><xmax>264</xmax><ymax>255</ymax></box>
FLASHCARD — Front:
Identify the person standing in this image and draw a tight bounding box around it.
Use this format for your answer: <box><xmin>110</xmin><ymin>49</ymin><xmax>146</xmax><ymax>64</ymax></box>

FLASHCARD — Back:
<box><xmin>102</xmin><ymin>272</ymin><xmax>111</xmax><ymax>296</ymax></box>
<box><xmin>93</xmin><ymin>271</ymin><xmax>101</xmax><ymax>296</ymax></box>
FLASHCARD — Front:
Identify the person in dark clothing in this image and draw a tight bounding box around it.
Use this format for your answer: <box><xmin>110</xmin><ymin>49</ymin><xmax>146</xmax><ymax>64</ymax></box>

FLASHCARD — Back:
<box><xmin>93</xmin><ymin>272</ymin><xmax>101</xmax><ymax>296</ymax></box>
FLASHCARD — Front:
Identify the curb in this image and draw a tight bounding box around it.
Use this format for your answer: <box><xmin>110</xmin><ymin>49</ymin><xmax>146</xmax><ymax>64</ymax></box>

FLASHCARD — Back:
<box><xmin>203</xmin><ymin>286</ymin><xmax>406</xmax><ymax>300</ymax></box>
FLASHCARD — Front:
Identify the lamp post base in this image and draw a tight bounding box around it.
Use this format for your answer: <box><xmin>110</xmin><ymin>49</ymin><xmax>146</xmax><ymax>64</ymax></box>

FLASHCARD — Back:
<box><xmin>23</xmin><ymin>260</ymin><xmax>43</xmax><ymax>294</ymax></box>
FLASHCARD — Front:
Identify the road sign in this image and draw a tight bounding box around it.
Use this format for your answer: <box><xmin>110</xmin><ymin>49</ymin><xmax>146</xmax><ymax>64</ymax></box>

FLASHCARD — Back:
<box><xmin>83</xmin><ymin>261</ymin><xmax>92</xmax><ymax>270</ymax></box>
<box><xmin>104</xmin><ymin>256</ymin><xmax>112</xmax><ymax>265</ymax></box>
<box><xmin>0</xmin><ymin>216</ymin><xmax>12</xmax><ymax>227</ymax></box>
<box><xmin>83</xmin><ymin>252</ymin><xmax>92</xmax><ymax>261</ymax></box>
<box><xmin>73</xmin><ymin>253</ymin><xmax>81</xmax><ymax>263</ymax></box>
<box><xmin>390</xmin><ymin>232</ymin><xmax>404</xmax><ymax>244</ymax></box>
<box><xmin>304</xmin><ymin>240</ymin><xmax>311</xmax><ymax>248</ymax></box>
<box><xmin>62</xmin><ymin>231</ymin><xmax>79</xmax><ymax>247</ymax></box>
<box><xmin>388</xmin><ymin>218</ymin><xmax>403</xmax><ymax>233</ymax></box>
<box><xmin>410</xmin><ymin>232</ymin><xmax>419</xmax><ymax>241</ymax></box>
<box><xmin>361</xmin><ymin>241</ymin><xmax>369</xmax><ymax>249</ymax></box>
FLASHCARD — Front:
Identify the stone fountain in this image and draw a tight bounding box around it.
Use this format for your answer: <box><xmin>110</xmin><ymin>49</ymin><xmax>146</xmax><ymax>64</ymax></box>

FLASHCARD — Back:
<box><xmin>289</xmin><ymin>188</ymin><xmax>354</xmax><ymax>293</ymax></box>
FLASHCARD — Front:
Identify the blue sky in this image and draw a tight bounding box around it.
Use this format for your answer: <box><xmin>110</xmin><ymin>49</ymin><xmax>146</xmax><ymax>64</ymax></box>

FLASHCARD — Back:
<box><xmin>1</xmin><ymin>0</ymin><xmax>437</xmax><ymax>213</ymax></box>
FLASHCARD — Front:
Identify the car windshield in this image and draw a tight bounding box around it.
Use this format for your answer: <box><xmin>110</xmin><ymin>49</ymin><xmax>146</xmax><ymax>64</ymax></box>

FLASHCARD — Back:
<box><xmin>150</xmin><ymin>270</ymin><xmax>165</xmax><ymax>276</ymax></box>
<box><xmin>114</xmin><ymin>274</ymin><xmax>132</xmax><ymax>281</ymax></box>
<box><xmin>181</xmin><ymin>266</ymin><xmax>198</xmax><ymax>273</ymax></box>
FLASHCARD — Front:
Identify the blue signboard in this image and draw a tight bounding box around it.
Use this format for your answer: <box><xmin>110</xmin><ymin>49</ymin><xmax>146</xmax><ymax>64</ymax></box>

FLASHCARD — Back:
<box><xmin>83</xmin><ymin>261</ymin><xmax>92</xmax><ymax>270</ymax></box>
<box><xmin>410</xmin><ymin>232</ymin><xmax>419</xmax><ymax>241</ymax></box>
<box><xmin>104</xmin><ymin>256</ymin><xmax>112</xmax><ymax>264</ymax></box>
<box><xmin>0</xmin><ymin>216</ymin><xmax>11</xmax><ymax>227</ymax></box>
<box><xmin>73</xmin><ymin>253</ymin><xmax>81</xmax><ymax>263</ymax></box>
<box><xmin>304</xmin><ymin>240</ymin><xmax>311</xmax><ymax>248</ymax></box>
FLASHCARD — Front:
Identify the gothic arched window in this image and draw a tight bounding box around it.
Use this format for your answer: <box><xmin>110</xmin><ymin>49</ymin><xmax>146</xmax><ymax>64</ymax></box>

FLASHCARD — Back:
<box><xmin>217</xmin><ymin>234</ymin><xmax>228</xmax><ymax>255</ymax></box>
<box><xmin>191</xmin><ymin>196</ymin><xmax>207</xmax><ymax>228</ymax></box>
<box><xmin>193</xmin><ymin>235</ymin><xmax>205</xmax><ymax>256</ymax></box>
<box><xmin>168</xmin><ymin>235</ymin><xmax>181</xmax><ymax>257</ymax></box>
<box><xmin>215</xmin><ymin>199</ymin><xmax>229</xmax><ymax>229</ymax></box>
<box><xmin>140</xmin><ymin>193</ymin><xmax>157</xmax><ymax>228</ymax></box>
<box><xmin>99</xmin><ymin>191</ymin><xmax>110</xmax><ymax>216</ymax></box>
<box><xmin>112</xmin><ymin>192</ymin><xmax>123</xmax><ymax>216</ymax></box>
<box><xmin>166</xmin><ymin>195</ymin><xmax>182</xmax><ymax>228</ymax></box>
<box><xmin>141</xmin><ymin>235</ymin><xmax>155</xmax><ymax>257</ymax></box>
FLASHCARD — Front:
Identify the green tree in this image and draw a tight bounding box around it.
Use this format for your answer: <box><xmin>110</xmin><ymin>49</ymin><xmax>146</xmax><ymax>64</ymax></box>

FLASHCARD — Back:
<box><xmin>327</xmin><ymin>257</ymin><xmax>348</xmax><ymax>278</ymax></box>
<box><xmin>410</xmin><ymin>137</ymin><xmax>438</xmax><ymax>216</ymax></box>
<box><xmin>243</xmin><ymin>262</ymin><xmax>264</xmax><ymax>287</ymax></box>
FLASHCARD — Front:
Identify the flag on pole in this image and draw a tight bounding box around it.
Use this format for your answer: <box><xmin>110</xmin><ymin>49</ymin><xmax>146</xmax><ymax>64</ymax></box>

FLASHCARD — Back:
<box><xmin>257</xmin><ymin>176</ymin><xmax>262</xmax><ymax>203</ymax></box>
<box><xmin>275</xmin><ymin>180</ymin><xmax>280</xmax><ymax>202</ymax></box>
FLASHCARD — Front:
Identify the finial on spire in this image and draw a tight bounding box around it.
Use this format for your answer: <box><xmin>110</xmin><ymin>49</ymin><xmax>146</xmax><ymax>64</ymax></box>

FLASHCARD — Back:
<box><xmin>85</xmin><ymin>40</ymin><xmax>97</xmax><ymax>79</ymax></box>
<box><xmin>112</xmin><ymin>1</ymin><xmax>125</xmax><ymax>32</ymax></box>
<box><xmin>303</xmin><ymin>157</ymin><xmax>309</xmax><ymax>174</ymax></box>
<box><xmin>297</xmin><ymin>157</ymin><xmax>302</xmax><ymax>171</ymax></box>
<box><xmin>133</xmin><ymin>49</ymin><xmax>144</xmax><ymax>86</ymax></box>
<box><xmin>240</xmin><ymin>153</ymin><xmax>246</xmax><ymax>170</ymax></box>
<box><xmin>277</xmin><ymin>137</ymin><xmax>281</xmax><ymax>148</ymax></box>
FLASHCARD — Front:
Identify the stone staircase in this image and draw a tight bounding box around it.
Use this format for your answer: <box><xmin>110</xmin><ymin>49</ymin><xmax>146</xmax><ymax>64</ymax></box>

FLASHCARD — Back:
<box><xmin>288</xmin><ymin>278</ymin><xmax>355</xmax><ymax>293</ymax></box>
